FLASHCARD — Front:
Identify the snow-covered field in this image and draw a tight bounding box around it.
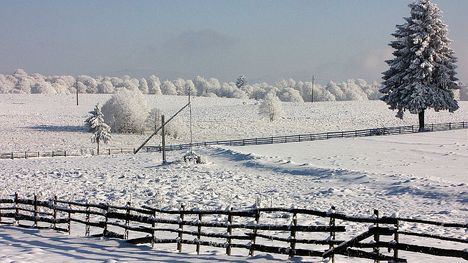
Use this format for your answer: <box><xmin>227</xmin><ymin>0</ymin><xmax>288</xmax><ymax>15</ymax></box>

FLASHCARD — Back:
<box><xmin>0</xmin><ymin>94</ymin><xmax>467</xmax><ymax>262</ymax></box>
<box><xmin>0</xmin><ymin>94</ymin><xmax>467</xmax><ymax>152</ymax></box>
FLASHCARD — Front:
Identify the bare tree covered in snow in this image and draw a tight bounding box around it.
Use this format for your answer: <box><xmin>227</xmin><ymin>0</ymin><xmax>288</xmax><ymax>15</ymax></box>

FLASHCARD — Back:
<box><xmin>146</xmin><ymin>108</ymin><xmax>183</xmax><ymax>139</ymax></box>
<box><xmin>381</xmin><ymin>0</ymin><xmax>460</xmax><ymax>131</ymax></box>
<box><xmin>259</xmin><ymin>92</ymin><xmax>283</xmax><ymax>122</ymax></box>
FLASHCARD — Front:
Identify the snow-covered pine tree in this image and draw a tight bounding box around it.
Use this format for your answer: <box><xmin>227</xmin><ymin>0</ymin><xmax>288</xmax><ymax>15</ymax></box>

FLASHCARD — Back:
<box><xmin>380</xmin><ymin>0</ymin><xmax>460</xmax><ymax>131</ymax></box>
<box><xmin>259</xmin><ymin>92</ymin><xmax>283</xmax><ymax>122</ymax></box>
<box><xmin>235</xmin><ymin>75</ymin><xmax>247</xmax><ymax>89</ymax></box>
<box><xmin>86</xmin><ymin>103</ymin><xmax>111</xmax><ymax>154</ymax></box>
<box><xmin>85</xmin><ymin>103</ymin><xmax>103</xmax><ymax>132</ymax></box>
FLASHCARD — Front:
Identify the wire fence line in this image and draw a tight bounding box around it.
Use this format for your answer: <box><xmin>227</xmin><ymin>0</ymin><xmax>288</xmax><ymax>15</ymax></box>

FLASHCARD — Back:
<box><xmin>0</xmin><ymin>193</ymin><xmax>466</xmax><ymax>262</ymax></box>
<box><xmin>1</xmin><ymin>121</ymin><xmax>466</xmax><ymax>160</ymax></box>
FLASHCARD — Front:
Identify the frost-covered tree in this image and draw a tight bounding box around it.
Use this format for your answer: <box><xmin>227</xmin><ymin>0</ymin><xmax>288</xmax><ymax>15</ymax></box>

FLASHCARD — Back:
<box><xmin>146</xmin><ymin>107</ymin><xmax>183</xmax><ymax>139</ymax></box>
<box><xmin>381</xmin><ymin>0</ymin><xmax>460</xmax><ymax>131</ymax></box>
<box><xmin>259</xmin><ymin>92</ymin><xmax>283</xmax><ymax>122</ymax></box>
<box><xmin>148</xmin><ymin>75</ymin><xmax>162</xmax><ymax>95</ymax></box>
<box><xmin>102</xmin><ymin>89</ymin><xmax>149</xmax><ymax>133</ymax></box>
<box><xmin>86</xmin><ymin>103</ymin><xmax>111</xmax><ymax>154</ymax></box>
<box><xmin>235</xmin><ymin>75</ymin><xmax>246</xmax><ymax>89</ymax></box>
<box><xmin>90</xmin><ymin>116</ymin><xmax>111</xmax><ymax>155</ymax></box>
<box><xmin>139</xmin><ymin>78</ymin><xmax>149</xmax><ymax>94</ymax></box>
<box><xmin>161</xmin><ymin>80</ymin><xmax>178</xmax><ymax>95</ymax></box>
<box><xmin>85</xmin><ymin>103</ymin><xmax>103</xmax><ymax>132</ymax></box>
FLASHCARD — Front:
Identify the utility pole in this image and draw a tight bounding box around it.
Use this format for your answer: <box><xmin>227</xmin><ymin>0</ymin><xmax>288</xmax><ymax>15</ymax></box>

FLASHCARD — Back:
<box><xmin>188</xmin><ymin>92</ymin><xmax>193</xmax><ymax>156</ymax></box>
<box><xmin>311</xmin><ymin>76</ymin><xmax>315</xmax><ymax>103</ymax></box>
<box><xmin>161</xmin><ymin>115</ymin><xmax>166</xmax><ymax>164</ymax></box>
<box><xmin>76</xmin><ymin>88</ymin><xmax>79</xmax><ymax>106</ymax></box>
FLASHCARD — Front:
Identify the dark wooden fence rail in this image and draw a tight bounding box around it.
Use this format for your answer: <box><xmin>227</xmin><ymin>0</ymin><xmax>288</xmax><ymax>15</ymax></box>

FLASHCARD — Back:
<box><xmin>0</xmin><ymin>193</ymin><xmax>467</xmax><ymax>262</ymax></box>
<box><xmin>0</xmin><ymin>147</ymin><xmax>135</xmax><ymax>160</ymax></box>
<box><xmin>0</xmin><ymin>122</ymin><xmax>466</xmax><ymax>159</ymax></box>
<box><xmin>144</xmin><ymin>121</ymin><xmax>468</xmax><ymax>152</ymax></box>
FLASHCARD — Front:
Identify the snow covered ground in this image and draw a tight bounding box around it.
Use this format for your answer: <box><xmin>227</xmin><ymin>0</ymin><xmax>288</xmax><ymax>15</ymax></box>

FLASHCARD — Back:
<box><xmin>0</xmin><ymin>95</ymin><xmax>467</xmax><ymax>262</ymax></box>
<box><xmin>0</xmin><ymin>94</ymin><xmax>467</xmax><ymax>152</ymax></box>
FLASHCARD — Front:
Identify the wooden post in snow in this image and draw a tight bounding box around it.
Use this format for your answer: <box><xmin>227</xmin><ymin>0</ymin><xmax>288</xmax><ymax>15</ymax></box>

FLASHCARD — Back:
<box><xmin>177</xmin><ymin>204</ymin><xmax>185</xmax><ymax>252</ymax></box>
<box><xmin>373</xmin><ymin>209</ymin><xmax>380</xmax><ymax>263</ymax></box>
<box><xmin>161</xmin><ymin>115</ymin><xmax>166</xmax><ymax>164</ymax></box>
<box><xmin>226</xmin><ymin>207</ymin><xmax>233</xmax><ymax>255</ymax></box>
<box><xmin>289</xmin><ymin>211</ymin><xmax>297</xmax><ymax>259</ymax></box>
<box><xmin>329</xmin><ymin>206</ymin><xmax>336</xmax><ymax>263</ymax></box>
<box><xmin>196</xmin><ymin>213</ymin><xmax>202</xmax><ymax>254</ymax></box>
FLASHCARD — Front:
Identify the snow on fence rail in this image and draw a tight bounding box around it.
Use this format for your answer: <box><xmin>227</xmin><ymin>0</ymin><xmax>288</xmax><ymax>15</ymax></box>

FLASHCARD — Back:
<box><xmin>0</xmin><ymin>193</ymin><xmax>466</xmax><ymax>262</ymax></box>
<box><xmin>0</xmin><ymin>147</ymin><xmax>135</xmax><ymax>160</ymax></box>
<box><xmin>143</xmin><ymin>121</ymin><xmax>468</xmax><ymax>152</ymax></box>
<box><xmin>0</xmin><ymin>122</ymin><xmax>466</xmax><ymax>160</ymax></box>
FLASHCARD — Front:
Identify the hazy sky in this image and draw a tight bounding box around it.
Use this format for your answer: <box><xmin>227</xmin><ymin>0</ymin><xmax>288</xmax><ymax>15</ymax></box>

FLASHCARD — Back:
<box><xmin>0</xmin><ymin>0</ymin><xmax>467</xmax><ymax>83</ymax></box>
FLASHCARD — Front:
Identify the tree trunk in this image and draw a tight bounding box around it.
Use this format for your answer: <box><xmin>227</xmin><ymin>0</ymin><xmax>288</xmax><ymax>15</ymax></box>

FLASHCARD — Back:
<box><xmin>418</xmin><ymin>110</ymin><xmax>425</xmax><ymax>132</ymax></box>
<box><xmin>97</xmin><ymin>138</ymin><xmax>100</xmax><ymax>155</ymax></box>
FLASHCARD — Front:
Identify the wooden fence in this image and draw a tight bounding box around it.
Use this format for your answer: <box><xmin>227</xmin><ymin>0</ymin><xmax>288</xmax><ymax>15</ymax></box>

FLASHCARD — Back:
<box><xmin>1</xmin><ymin>121</ymin><xmax>466</xmax><ymax>159</ymax></box>
<box><xmin>0</xmin><ymin>147</ymin><xmax>135</xmax><ymax>160</ymax></box>
<box><xmin>143</xmin><ymin>121</ymin><xmax>468</xmax><ymax>152</ymax></box>
<box><xmin>0</xmin><ymin>193</ymin><xmax>466</xmax><ymax>262</ymax></box>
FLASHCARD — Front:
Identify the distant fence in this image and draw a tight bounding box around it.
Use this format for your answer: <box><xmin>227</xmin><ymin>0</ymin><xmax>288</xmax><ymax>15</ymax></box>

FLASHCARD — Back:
<box><xmin>144</xmin><ymin>121</ymin><xmax>468</xmax><ymax>152</ymax></box>
<box><xmin>0</xmin><ymin>193</ymin><xmax>467</xmax><ymax>262</ymax></box>
<box><xmin>0</xmin><ymin>147</ymin><xmax>135</xmax><ymax>160</ymax></box>
<box><xmin>1</xmin><ymin>121</ymin><xmax>467</xmax><ymax>160</ymax></box>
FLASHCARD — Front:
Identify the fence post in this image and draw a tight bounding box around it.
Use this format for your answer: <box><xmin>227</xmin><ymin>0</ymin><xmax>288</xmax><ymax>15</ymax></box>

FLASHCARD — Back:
<box><xmin>125</xmin><ymin>201</ymin><xmax>130</xmax><ymax>239</ymax></box>
<box><xmin>463</xmin><ymin>122</ymin><xmax>465</xmax><ymax>128</ymax></box>
<box><xmin>249</xmin><ymin>208</ymin><xmax>260</xmax><ymax>256</ymax></box>
<box><xmin>64</xmin><ymin>151</ymin><xmax>67</xmax><ymax>157</ymax></box>
<box><xmin>14</xmin><ymin>192</ymin><xmax>18</xmax><ymax>225</ymax></box>
<box><xmin>329</xmin><ymin>206</ymin><xmax>336</xmax><ymax>263</ymax></box>
<box><xmin>53</xmin><ymin>196</ymin><xmax>57</xmax><ymax>229</ymax></box>
<box><xmin>196</xmin><ymin>213</ymin><xmax>202</xmax><ymax>254</ymax></box>
<box><xmin>103</xmin><ymin>204</ymin><xmax>109</xmax><ymax>236</ymax></box>
<box><xmin>11</xmin><ymin>152</ymin><xmax>13</xmax><ymax>159</ymax></box>
<box><xmin>33</xmin><ymin>193</ymin><xmax>38</xmax><ymax>227</ymax></box>
<box><xmin>68</xmin><ymin>203</ymin><xmax>71</xmax><ymax>235</ymax></box>
<box><xmin>85</xmin><ymin>201</ymin><xmax>90</xmax><ymax>237</ymax></box>
<box><xmin>289</xmin><ymin>211</ymin><xmax>297</xmax><ymax>259</ymax></box>
<box><xmin>108</xmin><ymin>149</ymin><xmax>111</xmax><ymax>155</ymax></box>
<box><xmin>373</xmin><ymin>209</ymin><xmax>380</xmax><ymax>263</ymax></box>
<box><xmin>52</xmin><ymin>151</ymin><xmax>54</xmax><ymax>157</ymax></box>
<box><xmin>394</xmin><ymin>218</ymin><xmax>399</xmax><ymax>261</ymax></box>
<box><xmin>226</xmin><ymin>207</ymin><xmax>233</xmax><ymax>256</ymax></box>
<box><xmin>432</xmin><ymin>123</ymin><xmax>434</xmax><ymax>131</ymax></box>
<box><xmin>177</xmin><ymin>204</ymin><xmax>185</xmax><ymax>252</ymax></box>
<box><xmin>411</xmin><ymin>126</ymin><xmax>414</xmax><ymax>133</ymax></box>
<box><xmin>25</xmin><ymin>151</ymin><xmax>27</xmax><ymax>159</ymax></box>
<box><xmin>449</xmin><ymin>122</ymin><xmax>452</xmax><ymax>130</ymax></box>
<box><xmin>151</xmin><ymin>210</ymin><xmax>156</xmax><ymax>248</ymax></box>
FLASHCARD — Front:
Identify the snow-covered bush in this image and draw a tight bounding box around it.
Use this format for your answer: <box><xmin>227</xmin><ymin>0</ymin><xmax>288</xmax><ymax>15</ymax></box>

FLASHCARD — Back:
<box><xmin>102</xmin><ymin>89</ymin><xmax>149</xmax><ymax>133</ymax></box>
<box><xmin>259</xmin><ymin>92</ymin><xmax>283</xmax><ymax>121</ymax></box>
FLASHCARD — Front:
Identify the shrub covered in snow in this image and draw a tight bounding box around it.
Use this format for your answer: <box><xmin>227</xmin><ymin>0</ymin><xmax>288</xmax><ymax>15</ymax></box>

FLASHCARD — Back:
<box><xmin>102</xmin><ymin>89</ymin><xmax>149</xmax><ymax>133</ymax></box>
<box><xmin>259</xmin><ymin>92</ymin><xmax>283</xmax><ymax>122</ymax></box>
